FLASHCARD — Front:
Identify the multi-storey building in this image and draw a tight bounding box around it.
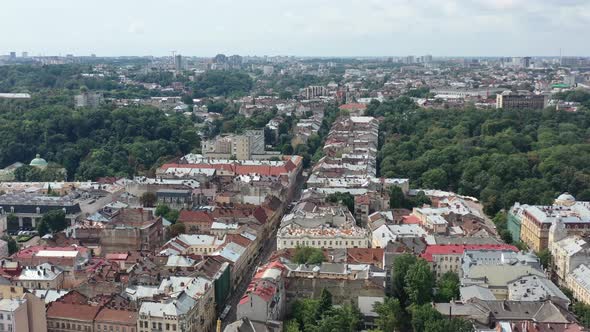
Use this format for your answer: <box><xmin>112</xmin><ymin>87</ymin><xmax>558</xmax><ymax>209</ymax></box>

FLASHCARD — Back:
<box><xmin>13</xmin><ymin>245</ymin><xmax>90</xmax><ymax>272</ymax></box>
<box><xmin>14</xmin><ymin>263</ymin><xmax>64</xmax><ymax>290</ymax></box>
<box><xmin>237</xmin><ymin>260</ymin><xmax>287</xmax><ymax>322</ymax></box>
<box><xmin>100</xmin><ymin>208</ymin><xmax>164</xmax><ymax>254</ymax></box>
<box><xmin>302</xmin><ymin>86</ymin><xmax>328</xmax><ymax>99</ymax></box>
<box><xmin>137</xmin><ymin>276</ymin><xmax>215</xmax><ymax>332</ymax></box>
<box><xmin>201</xmin><ymin>130</ymin><xmax>266</xmax><ymax>160</ymax></box>
<box><xmin>566</xmin><ymin>264</ymin><xmax>590</xmax><ymax>305</ymax></box>
<box><xmin>0</xmin><ymin>193</ymin><xmax>81</xmax><ymax>232</ymax></box>
<box><xmin>421</xmin><ymin>244</ymin><xmax>518</xmax><ymax>278</ymax></box>
<box><xmin>510</xmin><ymin>193</ymin><xmax>590</xmax><ymax>252</ymax></box>
<box><xmin>160</xmin><ymin>234</ymin><xmax>226</xmax><ymax>255</ymax></box>
<box><xmin>496</xmin><ymin>91</ymin><xmax>546</xmax><ymax>110</ymax></box>
<box><xmin>277</xmin><ymin>200</ymin><xmax>369</xmax><ymax>250</ymax></box>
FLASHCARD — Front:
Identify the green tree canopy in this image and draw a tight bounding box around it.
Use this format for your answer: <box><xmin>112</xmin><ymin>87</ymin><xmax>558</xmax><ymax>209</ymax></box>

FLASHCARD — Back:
<box><xmin>391</xmin><ymin>253</ymin><xmax>417</xmax><ymax>304</ymax></box>
<box><xmin>436</xmin><ymin>271</ymin><xmax>460</xmax><ymax>302</ymax></box>
<box><xmin>40</xmin><ymin>209</ymin><xmax>68</xmax><ymax>234</ymax></box>
<box><xmin>293</xmin><ymin>246</ymin><xmax>325</xmax><ymax>265</ymax></box>
<box><xmin>404</xmin><ymin>259</ymin><xmax>435</xmax><ymax>305</ymax></box>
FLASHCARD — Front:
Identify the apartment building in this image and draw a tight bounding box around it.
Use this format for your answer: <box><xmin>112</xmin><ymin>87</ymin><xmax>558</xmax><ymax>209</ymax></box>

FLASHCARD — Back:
<box><xmin>496</xmin><ymin>91</ymin><xmax>546</xmax><ymax>110</ymax></box>
<box><xmin>510</xmin><ymin>193</ymin><xmax>590</xmax><ymax>252</ymax></box>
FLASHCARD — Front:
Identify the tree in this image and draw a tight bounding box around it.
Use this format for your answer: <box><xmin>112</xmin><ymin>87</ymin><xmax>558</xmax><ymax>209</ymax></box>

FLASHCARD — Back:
<box><xmin>410</xmin><ymin>304</ymin><xmax>442</xmax><ymax>332</ymax></box>
<box><xmin>421</xmin><ymin>168</ymin><xmax>448</xmax><ymax>189</ymax></box>
<box><xmin>6</xmin><ymin>214</ymin><xmax>17</xmax><ymax>228</ymax></box>
<box><xmin>318</xmin><ymin>289</ymin><xmax>333</xmax><ymax>316</ymax></box>
<box><xmin>326</xmin><ymin>192</ymin><xmax>355</xmax><ymax>214</ymax></box>
<box><xmin>574</xmin><ymin>302</ymin><xmax>590</xmax><ymax>328</ymax></box>
<box><xmin>2</xmin><ymin>236</ymin><xmax>18</xmax><ymax>255</ymax></box>
<box><xmin>391</xmin><ymin>253</ymin><xmax>417</xmax><ymax>303</ymax></box>
<box><xmin>405</xmin><ymin>259</ymin><xmax>435</xmax><ymax>305</ymax></box>
<box><xmin>408</xmin><ymin>191</ymin><xmax>432</xmax><ymax>208</ymax></box>
<box><xmin>373</xmin><ymin>297</ymin><xmax>403</xmax><ymax>332</ymax></box>
<box><xmin>537</xmin><ymin>249</ymin><xmax>551</xmax><ymax>270</ymax></box>
<box><xmin>169</xmin><ymin>223</ymin><xmax>186</xmax><ymax>237</ymax></box>
<box><xmin>293</xmin><ymin>246</ymin><xmax>325</xmax><ymax>265</ymax></box>
<box><xmin>389</xmin><ymin>186</ymin><xmax>406</xmax><ymax>209</ymax></box>
<box><xmin>317</xmin><ymin>304</ymin><xmax>362</xmax><ymax>332</ymax></box>
<box><xmin>36</xmin><ymin>219</ymin><xmax>50</xmax><ymax>237</ymax></box>
<box><xmin>165</xmin><ymin>209</ymin><xmax>180</xmax><ymax>224</ymax></box>
<box><xmin>155</xmin><ymin>204</ymin><xmax>171</xmax><ymax>217</ymax></box>
<box><xmin>436</xmin><ymin>271</ymin><xmax>460</xmax><ymax>302</ymax></box>
<box><xmin>291</xmin><ymin>298</ymin><xmax>320</xmax><ymax>331</ymax></box>
<box><xmin>284</xmin><ymin>320</ymin><xmax>300</xmax><ymax>332</ymax></box>
<box><xmin>425</xmin><ymin>318</ymin><xmax>474</xmax><ymax>332</ymax></box>
<box><xmin>41</xmin><ymin>210</ymin><xmax>68</xmax><ymax>233</ymax></box>
<box><xmin>140</xmin><ymin>192</ymin><xmax>157</xmax><ymax>207</ymax></box>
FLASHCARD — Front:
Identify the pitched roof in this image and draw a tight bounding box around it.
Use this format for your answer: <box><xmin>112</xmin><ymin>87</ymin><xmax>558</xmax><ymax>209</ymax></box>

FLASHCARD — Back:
<box><xmin>94</xmin><ymin>308</ymin><xmax>138</xmax><ymax>324</ymax></box>
<box><xmin>178</xmin><ymin>210</ymin><xmax>214</xmax><ymax>224</ymax></box>
<box><xmin>421</xmin><ymin>244</ymin><xmax>518</xmax><ymax>262</ymax></box>
<box><xmin>47</xmin><ymin>302</ymin><xmax>101</xmax><ymax>321</ymax></box>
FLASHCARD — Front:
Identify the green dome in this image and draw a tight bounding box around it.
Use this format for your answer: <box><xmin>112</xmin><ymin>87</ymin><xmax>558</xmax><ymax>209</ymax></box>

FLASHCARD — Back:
<box><xmin>30</xmin><ymin>154</ymin><xmax>48</xmax><ymax>167</ymax></box>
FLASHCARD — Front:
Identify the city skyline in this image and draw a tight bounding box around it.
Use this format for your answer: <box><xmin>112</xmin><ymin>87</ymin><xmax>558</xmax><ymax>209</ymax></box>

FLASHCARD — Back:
<box><xmin>2</xmin><ymin>0</ymin><xmax>590</xmax><ymax>57</ymax></box>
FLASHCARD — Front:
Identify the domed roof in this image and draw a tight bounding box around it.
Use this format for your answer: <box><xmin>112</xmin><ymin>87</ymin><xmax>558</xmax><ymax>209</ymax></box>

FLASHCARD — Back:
<box><xmin>555</xmin><ymin>192</ymin><xmax>576</xmax><ymax>206</ymax></box>
<box><xmin>29</xmin><ymin>154</ymin><xmax>48</xmax><ymax>167</ymax></box>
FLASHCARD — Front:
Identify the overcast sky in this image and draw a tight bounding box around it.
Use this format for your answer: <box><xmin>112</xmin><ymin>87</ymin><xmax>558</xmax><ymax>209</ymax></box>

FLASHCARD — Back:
<box><xmin>2</xmin><ymin>0</ymin><xmax>589</xmax><ymax>57</ymax></box>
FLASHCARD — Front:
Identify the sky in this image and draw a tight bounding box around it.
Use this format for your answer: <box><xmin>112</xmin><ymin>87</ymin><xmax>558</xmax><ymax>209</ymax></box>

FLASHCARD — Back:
<box><xmin>1</xmin><ymin>0</ymin><xmax>589</xmax><ymax>57</ymax></box>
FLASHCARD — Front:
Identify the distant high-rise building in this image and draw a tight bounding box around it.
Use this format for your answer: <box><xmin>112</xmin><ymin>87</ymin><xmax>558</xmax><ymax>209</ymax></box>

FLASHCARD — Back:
<box><xmin>508</xmin><ymin>57</ymin><xmax>531</xmax><ymax>68</ymax></box>
<box><xmin>228</xmin><ymin>54</ymin><xmax>243</xmax><ymax>66</ymax></box>
<box><xmin>214</xmin><ymin>53</ymin><xmax>227</xmax><ymax>64</ymax></box>
<box><xmin>75</xmin><ymin>92</ymin><xmax>104</xmax><ymax>109</ymax></box>
<box><xmin>91</xmin><ymin>53</ymin><xmax>96</xmax><ymax>58</ymax></box>
<box><xmin>404</xmin><ymin>56</ymin><xmax>415</xmax><ymax>64</ymax></box>
<box><xmin>21</xmin><ymin>52</ymin><xmax>28</xmax><ymax>58</ymax></box>
<box><xmin>423</xmin><ymin>54</ymin><xmax>433</xmax><ymax>63</ymax></box>
<box><xmin>174</xmin><ymin>54</ymin><xmax>183</xmax><ymax>71</ymax></box>
<box><xmin>9</xmin><ymin>52</ymin><xmax>16</xmax><ymax>59</ymax></box>
<box><xmin>561</xmin><ymin>57</ymin><xmax>585</xmax><ymax>67</ymax></box>
<box><xmin>303</xmin><ymin>86</ymin><xmax>328</xmax><ymax>99</ymax></box>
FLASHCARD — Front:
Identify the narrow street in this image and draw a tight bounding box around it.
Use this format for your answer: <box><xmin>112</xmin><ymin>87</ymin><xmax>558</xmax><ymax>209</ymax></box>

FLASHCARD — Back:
<box><xmin>220</xmin><ymin>172</ymin><xmax>307</xmax><ymax>328</ymax></box>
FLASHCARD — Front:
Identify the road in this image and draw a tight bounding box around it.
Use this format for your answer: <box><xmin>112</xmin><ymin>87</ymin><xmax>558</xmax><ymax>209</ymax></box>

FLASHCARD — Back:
<box><xmin>220</xmin><ymin>171</ymin><xmax>307</xmax><ymax>328</ymax></box>
<box><xmin>221</xmin><ymin>227</ymin><xmax>279</xmax><ymax>328</ymax></box>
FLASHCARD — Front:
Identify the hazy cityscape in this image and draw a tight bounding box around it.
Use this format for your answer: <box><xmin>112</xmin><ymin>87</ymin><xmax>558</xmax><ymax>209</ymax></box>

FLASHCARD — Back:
<box><xmin>1</xmin><ymin>1</ymin><xmax>590</xmax><ymax>332</ymax></box>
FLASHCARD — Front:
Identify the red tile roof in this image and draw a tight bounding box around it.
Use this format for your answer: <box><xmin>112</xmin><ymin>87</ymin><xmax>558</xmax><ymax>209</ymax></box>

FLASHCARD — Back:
<box><xmin>421</xmin><ymin>244</ymin><xmax>518</xmax><ymax>262</ymax></box>
<box><xmin>94</xmin><ymin>308</ymin><xmax>138</xmax><ymax>324</ymax></box>
<box><xmin>347</xmin><ymin>248</ymin><xmax>384</xmax><ymax>266</ymax></box>
<box><xmin>339</xmin><ymin>103</ymin><xmax>367</xmax><ymax>111</ymax></box>
<box><xmin>160</xmin><ymin>157</ymin><xmax>300</xmax><ymax>177</ymax></box>
<box><xmin>225</xmin><ymin>234</ymin><xmax>253</xmax><ymax>248</ymax></box>
<box><xmin>14</xmin><ymin>245</ymin><xmax>87</xmax><ymax>259</ymax></box>
<box><xmin>178</xmin><ymin>210</ymin><xmax>214</xmax><ymax>224</ymax></box>
<box><xmin>402</xmin><ymin>215</ymin><xmax>421</xmax><ymax>225</ymax></box>
<box><xmin>47</xmin><ymin>302</ymin><xmax>101</xmax><ymax>321</ymax></box>
<box><xmin>105</xmin><ymin>253</ymin><xmax>129</xmax><ymax>261</ymax></box>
